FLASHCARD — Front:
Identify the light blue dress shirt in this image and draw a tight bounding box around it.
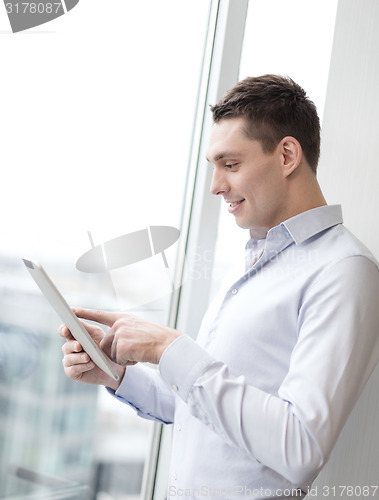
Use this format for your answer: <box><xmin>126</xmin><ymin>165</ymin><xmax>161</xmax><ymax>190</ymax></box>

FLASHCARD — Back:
<box><xmin>110</xmin><ymin>205</ymin><xmax>379</xmax><ymax>499</ymax></box>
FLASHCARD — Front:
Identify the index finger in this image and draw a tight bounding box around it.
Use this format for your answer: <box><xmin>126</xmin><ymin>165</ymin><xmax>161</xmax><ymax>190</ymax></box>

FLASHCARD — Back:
<box><xmin>72</xmin><ymin>307</ymin><xmax>123</xmax><ymax>328</ymax></box>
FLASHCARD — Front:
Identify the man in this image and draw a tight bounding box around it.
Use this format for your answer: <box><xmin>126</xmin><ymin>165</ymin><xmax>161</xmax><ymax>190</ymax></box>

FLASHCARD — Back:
<box><xmin>60</xmin><ymin>75</ymin><xmax>379</xmax><ymax>499</ymax></box>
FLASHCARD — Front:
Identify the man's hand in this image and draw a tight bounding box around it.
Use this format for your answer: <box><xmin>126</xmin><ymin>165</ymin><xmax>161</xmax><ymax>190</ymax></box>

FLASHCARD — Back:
<box><xmin>59</xmin><ymin>320</ymin><xmax>126</xmax><ymax>391</ymax></box>
<box><xmin>73</xmin><ymin>308</ymin><xmax>181</xmax><ymax>366</ymax></box>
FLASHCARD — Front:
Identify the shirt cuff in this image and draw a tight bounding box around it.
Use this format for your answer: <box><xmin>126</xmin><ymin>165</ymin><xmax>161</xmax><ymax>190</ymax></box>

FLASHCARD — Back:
<box><xmin>159</xmin><ymin>334</ymin><xmax>215</xmax><ymax>401</ymax></box>
<box><xmin>107</xmin><ymin>363</ymin><xmax>157</xmax><ymax>405</ymax></box>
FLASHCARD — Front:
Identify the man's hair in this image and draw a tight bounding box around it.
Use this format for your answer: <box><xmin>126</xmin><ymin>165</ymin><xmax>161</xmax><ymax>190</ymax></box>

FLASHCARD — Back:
<box><xmin>210</xmin><ymin>74</ymin><xmax>320</xmax><ymax>173</ymax></box>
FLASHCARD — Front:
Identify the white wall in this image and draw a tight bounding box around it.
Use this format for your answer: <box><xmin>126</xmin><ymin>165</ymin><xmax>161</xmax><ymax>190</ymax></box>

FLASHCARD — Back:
<box><xmin>315</xmin><ymin>0</ymin><xmax>379</xmax><ymax>494</ymax></box>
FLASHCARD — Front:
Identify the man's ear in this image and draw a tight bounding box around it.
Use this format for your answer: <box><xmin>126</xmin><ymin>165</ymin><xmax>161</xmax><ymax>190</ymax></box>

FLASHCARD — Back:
<box><xmin>279</xmin><ymin>136</ymin><xmax>302</xmax><ymax>177</ymax></box>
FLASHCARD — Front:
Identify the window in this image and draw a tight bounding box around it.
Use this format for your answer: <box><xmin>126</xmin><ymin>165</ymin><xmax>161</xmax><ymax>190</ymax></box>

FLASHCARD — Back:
<box><xmin>1</xmin><ymin>2</ymin><xmax>340</xmax><ymax>498</ymax></box>
<box><xmin>0</xmin><ymin>1</ymin><xmax>211</xmax><ymax>499</ymax></box>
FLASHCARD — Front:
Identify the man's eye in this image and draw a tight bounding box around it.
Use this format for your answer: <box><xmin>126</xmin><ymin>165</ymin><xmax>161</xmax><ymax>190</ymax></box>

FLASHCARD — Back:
<box><xmin>225</xmin><ymin>163</ymin><xmax>238</xmax><ymax>169</ymax></box>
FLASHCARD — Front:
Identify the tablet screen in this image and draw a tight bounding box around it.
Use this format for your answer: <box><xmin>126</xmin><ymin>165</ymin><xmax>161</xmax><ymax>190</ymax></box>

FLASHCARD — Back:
<box><xmin>22</xmin><ymin>259</ymin><xmax>119</xmax><ymax>381</ymax></box>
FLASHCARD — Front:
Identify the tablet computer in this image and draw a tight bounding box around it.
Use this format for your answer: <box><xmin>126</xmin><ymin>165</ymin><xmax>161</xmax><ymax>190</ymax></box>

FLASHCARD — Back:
<box><xmin>22</xmin><ymin>258</ymin><xmax>119</xmax><ymax>381</ymax></box>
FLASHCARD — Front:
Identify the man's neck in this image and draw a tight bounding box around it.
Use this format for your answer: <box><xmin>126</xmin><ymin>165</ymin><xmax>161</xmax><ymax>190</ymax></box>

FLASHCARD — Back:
<box><xmin>274</xmin><ymin>172</ymin><xmax>327</xmax><ymax>230</ymax></box>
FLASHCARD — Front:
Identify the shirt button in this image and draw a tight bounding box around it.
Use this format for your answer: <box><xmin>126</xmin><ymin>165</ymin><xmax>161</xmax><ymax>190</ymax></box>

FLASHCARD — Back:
<box><xmin>177</xmin><ymin>424</ymin><xmax>182</xmax><ymax>432</ymax></box>
<box><xmin>172</xmin><ymin>384</ymin><xmax>179</xmax><ymax>392</ymax></box>
<box><xmin>211</xmin><ymin>331</ymin><xmax>216</xmax><ymax>339</ymax></box>
<box><xmin>231</xmin><ymin>288</ymin><xmax>238</xmax><ymax>295</ymax></box>
<box><xmin>172</xmin><ymin>473</ymin><xmax>177</xmax><ymax>480</ymax></box>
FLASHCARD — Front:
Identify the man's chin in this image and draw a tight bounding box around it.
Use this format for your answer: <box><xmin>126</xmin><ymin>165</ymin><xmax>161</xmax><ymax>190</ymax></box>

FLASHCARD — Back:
<box><xmin>235</xmin><ymin>218</ymin><xmax>268</xmax><ymax>238</ymax></box>
<box><xmin>235</xmin><ymin>220</ymin><xmax>250</xmax><ymax>230</ymax></box>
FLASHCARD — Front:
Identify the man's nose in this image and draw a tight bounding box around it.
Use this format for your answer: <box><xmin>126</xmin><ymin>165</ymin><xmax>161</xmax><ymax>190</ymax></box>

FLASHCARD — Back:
<box><xmin>210</xmin><ymin>168</ymin><xmax>229</xmax><ymax>196</ymax></box>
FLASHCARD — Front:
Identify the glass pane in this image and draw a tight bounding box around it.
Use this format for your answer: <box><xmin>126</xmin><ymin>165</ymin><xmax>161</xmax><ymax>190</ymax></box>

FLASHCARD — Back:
<box><xmin>0</xmin><ymin>1</ymin><xmax>211</xmax><ymax>499</ymax></box>
<box><xmin>240</xmin><ymin>0</ymin><xmax>338</xmax><ymax>123</ymax></box>
<box><xmin>210</xmin><ymin>0</ymin><xmax>338</xmax><ymax>297</ymax></box>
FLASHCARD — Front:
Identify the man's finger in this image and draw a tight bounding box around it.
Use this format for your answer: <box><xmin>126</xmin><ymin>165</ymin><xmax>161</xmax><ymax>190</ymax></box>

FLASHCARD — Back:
<box><xmin>72</xmin><ymin>307</ymin><xmax>122</xmax><ymax>327</ymax></box>
<box><xmin>62</xmin><ymin>352</ymin><xmax>91</xmax><ymax>367</ymax></box>
<box><xmin>58</xmin><ymin>324</ymin><xmax>75</xmax><ymax>340</ymax></box>
<box><xmin>62</xmin><ymin>339</ymin><xmax>83</xmax><ymax>355</ymax></box>
<box><xmin>100</xmin><ymin>328</ymin><xmax>115</xmax><ymax>359</ymax></box>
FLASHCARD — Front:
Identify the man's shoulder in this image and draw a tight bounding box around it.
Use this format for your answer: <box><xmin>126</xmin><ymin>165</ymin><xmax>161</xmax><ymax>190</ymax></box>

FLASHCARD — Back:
<box><xmin>298</xmin><ymin>223</ymin><xmax>379</xmax><ymax>293</ymax></box>
<box><xmin>318</xmin><ymin>223</ymin><xmax>378</xmax><ymax>267</ymax></box>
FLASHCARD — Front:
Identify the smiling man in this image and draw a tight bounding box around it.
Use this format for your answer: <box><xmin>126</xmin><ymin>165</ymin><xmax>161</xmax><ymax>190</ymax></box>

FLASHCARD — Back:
<box><xmin>60</xmin><ymin>75</ymin><xmax>379</xmax><ymax>499</ymax></box>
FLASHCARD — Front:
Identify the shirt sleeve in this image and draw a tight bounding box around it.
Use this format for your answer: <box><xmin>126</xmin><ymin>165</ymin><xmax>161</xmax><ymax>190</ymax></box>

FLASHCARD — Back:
<box><xmin>107</xmin><ymin>362</ymin><xmax>176</xmax><ymax>424</ymax></box>
<box><xmin>159</xmin><ymin>256</ymin><xmax>379</xmax><ymax>484</ymax></box>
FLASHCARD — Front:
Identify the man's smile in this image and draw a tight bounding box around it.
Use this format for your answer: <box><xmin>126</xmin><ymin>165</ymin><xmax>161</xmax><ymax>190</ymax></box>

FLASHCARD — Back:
<box><xmin>227</xmin><ymin>199</ymin><xmax>245</xmax><ymax>213</ymax></box>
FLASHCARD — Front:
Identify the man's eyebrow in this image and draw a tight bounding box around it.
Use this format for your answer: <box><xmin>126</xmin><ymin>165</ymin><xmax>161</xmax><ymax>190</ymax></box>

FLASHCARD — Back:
<box><xmin>206</xmin><ymin>151</ymin><xmax>240</xmax><ymax>163</ymax></box>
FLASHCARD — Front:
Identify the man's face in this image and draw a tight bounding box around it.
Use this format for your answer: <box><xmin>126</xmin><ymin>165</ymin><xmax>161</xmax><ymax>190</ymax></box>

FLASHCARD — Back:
<box><xmin>207</xmin><ymin>117</ymin><xmax>285</xmax><ymax>232</ymax></box>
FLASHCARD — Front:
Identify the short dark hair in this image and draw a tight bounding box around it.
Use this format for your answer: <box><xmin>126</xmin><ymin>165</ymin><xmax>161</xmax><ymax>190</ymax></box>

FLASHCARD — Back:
<box><xmin>210</xmin><ymin>75</ymin><xmax>320</xmax><ymax>173</ymax></box>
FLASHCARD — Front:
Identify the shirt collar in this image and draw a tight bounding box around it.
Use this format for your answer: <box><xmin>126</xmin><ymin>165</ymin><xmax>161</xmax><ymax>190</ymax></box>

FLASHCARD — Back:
<box><xmin>281</xmin><ymin>204</ymin><xmax>343</xmax><ymax>245</ymax></box>
<box><xmin>245</xmin><ymin>205</ymin><xmax>344</xmax><ymax>271</ymax></box>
